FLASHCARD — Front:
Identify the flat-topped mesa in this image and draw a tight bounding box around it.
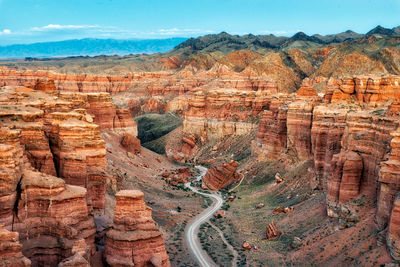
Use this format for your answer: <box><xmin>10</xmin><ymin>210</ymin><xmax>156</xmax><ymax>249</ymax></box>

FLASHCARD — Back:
<box><xmin>377</xmin><ymin>127</ymin><xmax>400</xmax><ymax>230</ymax></box>
<box><xmin>0</xmin><ymin>67</ymin><xmax>170</xmax><ymax>95</ymax></box>
<box><xmin>105</xmin><ymin>190</ymin><xmax>170</xmax><ymax>267</ymax></box>
<box><xmin>202</xmin><ymin>160</ymin><xmax>240</xmax><ymax>190</ymax></box>
<box><xmin>12</xmin><ymin>170</ymin><xmax>96</xmax><ymax>266</ymax></box>
<box><xmin>326</xmin><ymin>76</ymin><xmax>400</xmax><ymax>105</ymax></box>
<box><xmin>49</xmin><ymin>117</ymin><xmax>107</xmax><ymax>211</ymax></box>
<box><xmin>0</xmin><ymin>225</ymin><xmax>31</xmax><ymax>267</ymax></box>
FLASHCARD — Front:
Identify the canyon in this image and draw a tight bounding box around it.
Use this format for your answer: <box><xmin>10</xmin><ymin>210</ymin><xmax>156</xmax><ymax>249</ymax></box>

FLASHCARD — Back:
<box><xmin>1</xmin><ymin>28</ymin><xmax>400</xmax><ymax>266</ymax></box>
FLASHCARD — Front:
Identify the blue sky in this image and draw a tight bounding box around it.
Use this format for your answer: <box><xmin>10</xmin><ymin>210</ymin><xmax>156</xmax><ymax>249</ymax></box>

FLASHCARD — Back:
<box><xmin>0</xmin><ymin>0</ymin><xmax>399</xmax><ymax>45</ymax></box>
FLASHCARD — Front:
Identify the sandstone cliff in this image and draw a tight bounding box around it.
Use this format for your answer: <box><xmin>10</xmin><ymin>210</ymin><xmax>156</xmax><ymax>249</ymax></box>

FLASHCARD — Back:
<box><xmin>105</xmin><ymin>190</ymin><xmax>170</xmax><ymax>267</ymax></box>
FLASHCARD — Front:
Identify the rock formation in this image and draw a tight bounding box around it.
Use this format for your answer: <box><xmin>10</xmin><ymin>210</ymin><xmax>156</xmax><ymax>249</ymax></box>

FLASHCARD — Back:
<box><xmin>14</xmin><ymin>170</ymin><xmax>96</xmax><ymax>266</ymax></box>
<box><xmin>388</xmin><ymin>195</ymin><xmax>400</xmax><ymax>260</ymax></box>
<box><xmin>0</xmin><ymin>84</ymin><xmax>171</xmax><ymax>266</ymax></box>
<box><xmin>377</xmin><ymin>127</ymin><xmax>400</xmax><ymax>230</ymax></box>
<box><xmin>266</xmin><ymin>222</ymin><xmax>280</xmax><ymax>240</ymax></box>
<box><xmin>327</xmin><ymin>151</ymin><xmax>363</xmax><ymax>204</ymax></box>
<box><xmin>202</xmin><ymin>160</ymin><xmax>240</xmax><ymax>190</ymax></box>
<box><xmin>121</xmin><ymin>133</ymin><xmax>141</xmax><ymax>154</ymax></box>
<box><xmin>104</xmin><ymin>190</ymin><xmax>170</xmax><ymax>267</ymax></box>
<box><xmin>0</xmin><ymin>225</ymin><xmax>31</xmax><ymax>267</ymax></box>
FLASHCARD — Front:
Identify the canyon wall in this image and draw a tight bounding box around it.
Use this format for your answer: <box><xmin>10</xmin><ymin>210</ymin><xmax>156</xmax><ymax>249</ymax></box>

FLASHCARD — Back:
<box><xmin>180</xmin><ymin>74</ymin><xmax>400</xmax><ymax>260</ymax></box>
<box><xmin>0</xmin><ymin>85</ymin><xmax>167</xmax><ymax>266</ymax></box>
<box><xmin>105</xmin><ymin>190</ymin><xmax>170</xmax><ymax>267</ymax></box>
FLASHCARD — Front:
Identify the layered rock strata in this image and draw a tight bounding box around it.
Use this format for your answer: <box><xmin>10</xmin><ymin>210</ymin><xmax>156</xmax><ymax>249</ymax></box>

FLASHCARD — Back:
<box><xmin>202</xmin><ymin>160</ymin><xmax>240</xmax><ymax>190</ymax></box>
<box><xmin>183</xmin><ymin>89</ymin><xmax>270</xmax><ymax>140</ymax></box>
<box><xmin>104</xmin><ymin>190</ymin><xmax>170</xmax><ymax>267</ymax></box>
<box><xmin>0</xmin><ymin>225</ymin><xmax>31</xmax><ymax>267</ymax></box>
<box><xmin>388</xmin><ymin>195</ymin><xmax>400</xmax><ymax>260</ymax></box>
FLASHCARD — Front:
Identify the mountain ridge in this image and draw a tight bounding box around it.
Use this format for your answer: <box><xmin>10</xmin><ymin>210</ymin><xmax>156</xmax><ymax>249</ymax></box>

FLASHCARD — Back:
<box><xmin>0</xmin><ymin>37</ymin><xmax>187</xmax><ymax>58</ymax></box>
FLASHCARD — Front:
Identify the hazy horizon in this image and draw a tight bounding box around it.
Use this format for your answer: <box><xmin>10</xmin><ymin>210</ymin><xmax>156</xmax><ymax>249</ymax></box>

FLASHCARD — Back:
<box><xmin>0</xmin><ymin>0</ymin><xmax>399</xmax><ymax>45</ymax></box>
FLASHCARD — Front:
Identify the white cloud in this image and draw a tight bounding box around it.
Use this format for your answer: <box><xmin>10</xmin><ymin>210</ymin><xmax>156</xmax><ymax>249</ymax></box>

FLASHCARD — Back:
<box><xmin>0</xmin><ymin>29</ymin><xmax>11</xmax><ymax>35</ymax></box>
<box><xmin>31</xmin><ymin>24</ymin><xmax>100</xmax><ymax>31</ymax></box>
<box><xmin>260</xmin><ymin>30</ymin><xmax>288</xmax><ymax>35</ymax></box>
<box><xmin>150</xmin><ymin>28</ymin><xmax>214</xmax><ymax>36</ymax></box>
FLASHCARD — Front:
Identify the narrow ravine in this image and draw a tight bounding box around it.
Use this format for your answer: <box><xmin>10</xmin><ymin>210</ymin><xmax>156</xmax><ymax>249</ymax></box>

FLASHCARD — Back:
<box><xmin>184</xmin><ymin>166</ymin><xmax>239</xmax><ymax>267</ymax></box>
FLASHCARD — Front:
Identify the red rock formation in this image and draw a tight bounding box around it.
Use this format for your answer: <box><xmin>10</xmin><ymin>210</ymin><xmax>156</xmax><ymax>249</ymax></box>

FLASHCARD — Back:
<box><xmin>287</xmin><ymin>101</ymin><xmax>318</xmax><ymax>161</ymax></box>
<box><xmin>311</xmin><ymin>106</ymin><xmax>347</xmax><ymax>188</ymax></box>
<box><xmin>121</xmin><ymin>133</ymin><xmax>141</xmax><ymax>154</ymax></box>
<box><xmin>0</xmin><ymin>128</ymin><xmax>24</xmax><ymax>228</ymax></box>
<box><xmin>202</xmin><ymin>160</ymin><xmax>240</xmax><ymax>190</ymax></box>
<box><xmin>328</xmin><ymin>151</ymin><xmax>363</xmax><ymax>205</ymax></box>
<box><xmin>105</xmin><ymin>190</ymin><xmax>170</xmax><ymax>267</ymax></box>
<box><xmin>49</xmin><ymin>117</ymin><xmax>107</xmax><ymax>211</ymax></box>
<box><xmin>326</xmin><ymin>76</ymin><xmax>400</xmax><ymax>105</ymax></box>
<box><xmin>377</xmin><ymin>127</ymin><xmax>400</xmax><ymax>230</ymax></box>
<box><xmin>142</xmin><ymin>96</ymin><xmax>166</xmax><ymax>114</ymax></box>
<box><xmin>183</xmin><ymin>89</ymin><xmax>267</xmax><ymax>140</ymax></box>
<box><xmin>0</xmin><ymin>225</ymin><xmax>31</xmax><ymax>267</ymax></box>
<box><xmin>266</xmin><ymin>222</ymin><xmax>280</xmax><ymax>240</ymax></box>
<box><xmin>253</xmin><ymin>97</ymin><xmax>289</xmax><ymax>160</ymax></box>
<box><xmin>388</xmin><ymin>195</ymin><xmax>400</xmax><ymax>260</ymax></box>
<box><xmin>58</xmin><ymin>239</ymin><xmax>90</xmax><ymax>267</ymax></box>
<box><xmin>13</xmin><ymin>170</ymin><xmax>96</xmax><ymax>266</ymax></box>
<box><xmin>0</xmin><ymin>67</ymin><xmax>170</xmax><ymax>95</ymax></box>
<box><xmin>297</xmin><ymin>78</ymin><xmax>319</xmax><ymax>97</ymax></box>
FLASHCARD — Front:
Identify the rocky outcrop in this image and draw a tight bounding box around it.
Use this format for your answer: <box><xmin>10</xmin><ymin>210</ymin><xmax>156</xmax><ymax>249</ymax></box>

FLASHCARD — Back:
<box><xmin>142</xmin><ymin>96</ymin><xmax>167</xmax><ymax>114</ymax></box>
<box><xmin>0</xmin><ymin>67</ymin><xmax>170</xmax><ymax>95</ymax></box>
<box><xmin>327</xmin><ymin>151</ymin><xmax>363</xmax><ymax>205</ymax></box>
<box><xmin>121</xmin><ymin>133</ymin><xmax>141</xmax><ymax>154</ymax></box>
<box><xmin>0</xmin><ymin>129</ymin><xmax>24</xmax><ymax>228</ymax></box>
<box><xmin>326</xmin><ymin>76</ymin><xmax>400</xmax><ymax>105</ymax></box>
<box><xmin>105</xmin><ymin>190</ymin><xmax>170</xmax><ymax>267</ymax></box>
<box><xmin>183</xmin><ymin>89</ymin><xmax>269</xmax><ymax>140</ymax></box>
<box><xmin>377</xmin><ymin>127</ymin><xmax>400</xmax><ymax>230</ymax></box>
<box><xmin>266</xmin><ymin>222</ymin><xmax>280</xmax><ymax>240</ymax></box>
<box><xmin>0</xmin><ymin>225</ymin><xmax>31</xmax><ymax>267</ymax></box>
<box><xmin>388</xmin><ymin>195</ymin><xmax>400</xmax><ymax>260</ymax></box>
<box><xmin>13</xmin><ymin>170</ymin><xmax>96</xmax><ymax>266</ymax></box>
<box><xmin>311</xmin><ymin>106</ymin><xmax>347</xmax><ymax>188</ymax></box>
<box><xmin>202</xmin><ymin>160</ymin><xmax>240</xmax><ymax>190</ymax></box>
<box><xmin>286</xmin><ymin>101</ymin><xmax>318</xmax><ymax>161</ymax></box>
<box><xmin>58</xmin><ymin>239</ymin><xmax>90</xmax><ymax>267</ymax></box>
<box><xmin>49</xmin><ymin>117</ymin><xmax>107</xmax><ymax>211</ymax></box>
<box><xmin>252</xmin><ymin>96</ymin><xmax>290</xmax><ymax>161</ymax></box>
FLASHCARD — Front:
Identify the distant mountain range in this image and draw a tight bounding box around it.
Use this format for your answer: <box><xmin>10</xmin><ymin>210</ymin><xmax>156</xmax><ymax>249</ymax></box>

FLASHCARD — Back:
<box><xmin>0</xmin><ymin>25</ymin><xmax>399</xmax><ymax>59</ymax></box>
<box><xmin>174</xmin><ymin>25</ymin><xmax>400</xmax><ymax>54</ymax></box>
<box><xmin>0</xmin><ymin>38</ymin><xmax>187</xmax><ymax>58</ymax></box>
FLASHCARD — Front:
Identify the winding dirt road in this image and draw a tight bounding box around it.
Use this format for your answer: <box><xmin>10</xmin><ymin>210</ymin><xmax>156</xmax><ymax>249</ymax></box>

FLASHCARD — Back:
<box><xmin>184</xmin><ymin>166</ymin><xmax>236</xmax><ymax>267</ymax></box>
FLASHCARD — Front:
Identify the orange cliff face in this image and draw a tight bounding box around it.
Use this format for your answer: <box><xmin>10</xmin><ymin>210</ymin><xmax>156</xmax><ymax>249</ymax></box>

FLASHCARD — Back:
<box><xmin>0</xmin><ymin>67</ymin><xmax>170</xmax><ymax>95</ymax></box>
<box><xmin>105</xmin><ymin>190</ymin><xmax>170</xmax><ymax>267</ymax></box>
<box><xmin>182</xmin><ymin>87</ymin><xmax>275</xmax><ymax>141</ymax></box>
<box><xmin>0</xmin><ymin>225</ymin><xmax>31</xmax><ymax>267</ymax></box>
<box><xmin>0</xmin><ymin>85</ymin><xmax>168</xmax><ymax>266</ymax></box>
<box><xmin>243</xmin><ymin>75</ymin><xmax>400</xmax><ymax>259</ymax></box>
<box><xmin>0</xmin><ymin>127</ymin><xmax>95</xmax><ymax>266</ymax></box>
